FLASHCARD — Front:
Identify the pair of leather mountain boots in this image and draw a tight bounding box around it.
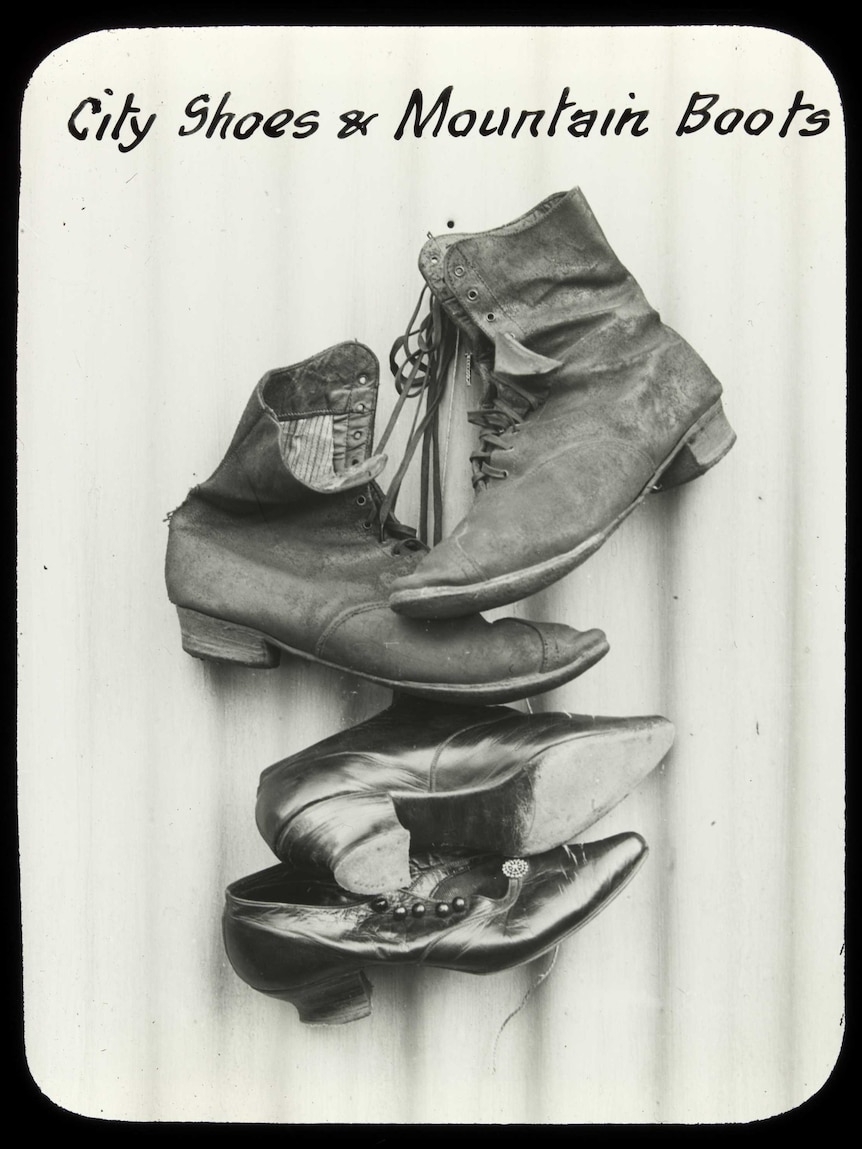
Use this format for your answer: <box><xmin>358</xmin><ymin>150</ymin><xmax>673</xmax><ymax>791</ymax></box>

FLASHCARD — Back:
<box><xmin>166</xmin><ymin>187</ymin><xmax>733</xmax><ymax>1024</ymax></box>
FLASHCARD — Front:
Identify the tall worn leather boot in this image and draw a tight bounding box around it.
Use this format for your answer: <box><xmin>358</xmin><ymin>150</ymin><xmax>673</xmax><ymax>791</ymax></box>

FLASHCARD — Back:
<box><xmin>256</xmin><ymin>695</ymin><xmax>673</xmax><ymax>893</ymax></box>
<box><xmin>387</xmin><ymin>187</ymin><xmax>737</xmax><ymax>619</ymax></box>
<box><xmin>223</xmin><ymin>833</ymin><xmax>648</xmax><ymax>1024</ymax></box>
<box><xmin>165</xmin><ymin>342</ymin><xmax>608</xmax><ymax>702</ymax></box>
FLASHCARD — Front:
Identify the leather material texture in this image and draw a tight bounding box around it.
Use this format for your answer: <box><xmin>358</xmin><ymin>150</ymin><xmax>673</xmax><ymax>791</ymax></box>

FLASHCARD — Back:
<box><xmin>165</xmin><ymin>342</ymin><xmax>608</xmax><ymax>700</ymax></box>
<box><xmin>223</xmin><ymin>833</ymin><xmax>648</xmax><ymax>1024</ymax></box>
<box><xmin>389</xmin><ymin>187</ymin><xmax>735</xmax><ymax>616</ymax></box>
<box><xmin>256</xmin><ymin>696</ymin><xmax>673</xmax><ymax>892</ymax></box>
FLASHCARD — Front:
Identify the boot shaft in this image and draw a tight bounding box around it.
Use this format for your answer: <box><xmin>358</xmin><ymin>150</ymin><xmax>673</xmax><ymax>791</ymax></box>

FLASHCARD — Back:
<box><xmin>419</xmin><ymin>189</ymin><xmax>653</xmax><ymax>361</ymax></box>
<box><xmin>416</xmin><ymin>187</ymin><xmax>721</xmax><ymax>424</ymax></box>
<box><xmin>195</xmin><ymin>342</ymin><xmax>387</xmax><ymax>512</ymax></box>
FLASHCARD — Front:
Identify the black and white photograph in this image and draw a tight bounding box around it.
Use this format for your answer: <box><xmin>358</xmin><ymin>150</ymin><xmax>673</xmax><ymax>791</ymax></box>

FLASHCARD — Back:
<box><xmin>17</xmin><ymin>24</ymin><xmax>846</xmax><ymax>1124</ymax></box>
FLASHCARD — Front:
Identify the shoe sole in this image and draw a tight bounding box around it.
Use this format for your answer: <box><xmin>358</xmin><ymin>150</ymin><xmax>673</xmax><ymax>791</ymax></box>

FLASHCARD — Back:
<box><xmin>174</xmin><ymin>605</ymin><xmax>609</xmax><ymax>704</ymax></box>
<box><xmin>289</xmin><ymin>719</ymin><xmax>670</xmax><ymax>894</ymax></box>
<box><xmin>393</xmin><ymin>722</ymin><xmax>668</xmax><ymax>856</ymax></box>
<box><xmin>388</xmin><ymin>399</ymin><xmax>737</xmax><ymax>619</ymax></box>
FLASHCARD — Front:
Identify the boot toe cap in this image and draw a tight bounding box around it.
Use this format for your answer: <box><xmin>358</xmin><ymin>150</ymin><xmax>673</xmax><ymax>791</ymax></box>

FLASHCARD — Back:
<box><xmin>504</xmin><ymin>619</ymin><xmax>609</xmax><ymax>677</ymax></box>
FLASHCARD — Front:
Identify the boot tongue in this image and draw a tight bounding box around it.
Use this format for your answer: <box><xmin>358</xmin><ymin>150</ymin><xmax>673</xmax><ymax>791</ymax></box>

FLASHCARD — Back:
<box><xmin>493</xmin><ymin>332</ymin><xmax>561</xmax><ymax>378</ymax></box>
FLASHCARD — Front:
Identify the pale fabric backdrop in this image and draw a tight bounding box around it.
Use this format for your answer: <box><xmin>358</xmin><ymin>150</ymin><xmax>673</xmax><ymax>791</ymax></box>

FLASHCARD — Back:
<box><xmin>18</xmin><ymin>25</ymin><xmax>844</xmax><ymax>1123</ymax></box>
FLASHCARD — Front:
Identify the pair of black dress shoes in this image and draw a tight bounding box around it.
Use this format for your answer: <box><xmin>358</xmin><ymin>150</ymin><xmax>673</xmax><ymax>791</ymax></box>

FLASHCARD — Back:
<box><xmin>224</xmin><ymin>696</ymin><xmax>673</xmax><ymax>1024</ymax></box>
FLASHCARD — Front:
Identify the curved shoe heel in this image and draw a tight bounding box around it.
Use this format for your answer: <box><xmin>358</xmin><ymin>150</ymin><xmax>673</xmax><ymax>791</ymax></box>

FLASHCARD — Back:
<box><xmin>270</xmin><ymin>967</ymin><xmax>372</xmax><ymax>1025</ymax></box>
<box><xmin>656</xmin><ymin>401</ymin><xmax>737</xmax><ymax>490</ymax></box>
<box><xmin>278</xmin><ymin>792</ymin><xmax>412</xmax><ymax>894</ymax></box>
<box><xmin>176</xmin><ymin>606</ymin><xmax>281</xmax><ymax>668</ymax></box>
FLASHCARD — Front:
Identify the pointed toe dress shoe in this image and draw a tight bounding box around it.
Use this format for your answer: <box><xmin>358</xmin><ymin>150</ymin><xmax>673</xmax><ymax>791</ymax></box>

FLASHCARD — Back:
<box><xmin>223</xmin><ymin>832</ymin><xmax>648</xmax><ymax>1024</ymax></box>
<box><xmin>256</xmin><ymin>696</ymin><xmax>673</xmax><ymax>893</ymax></box>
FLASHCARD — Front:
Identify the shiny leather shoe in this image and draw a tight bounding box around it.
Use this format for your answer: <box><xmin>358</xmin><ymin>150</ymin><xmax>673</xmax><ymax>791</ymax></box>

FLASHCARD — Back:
<box><xmin>223</xmin><ymin>832</ymin><xmax>648</xmax><ymax>1025</ymax></box>
<box><xmin>256</xmin><ymin>696</ymin><xmax>672</xmax><ymax>893</ymax></box>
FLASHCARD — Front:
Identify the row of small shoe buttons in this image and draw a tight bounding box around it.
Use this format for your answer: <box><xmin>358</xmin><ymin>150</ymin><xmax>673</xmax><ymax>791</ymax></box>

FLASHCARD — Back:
<box><xmin>370</xmin><ymin>896</ymin><xmax>468</xmax><ymax>919</ymax></box>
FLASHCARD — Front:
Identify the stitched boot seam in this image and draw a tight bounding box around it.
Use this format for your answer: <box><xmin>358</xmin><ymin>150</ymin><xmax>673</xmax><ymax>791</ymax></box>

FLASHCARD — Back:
<box><xmin>507</xmin><ymin>618</ymin><xmax>549</xmax><ymax>674</ymax></box>
<box><xmin>315</xmin><ymin>600</ymin><xmax>389</xmax><ymax>660</ymax></box>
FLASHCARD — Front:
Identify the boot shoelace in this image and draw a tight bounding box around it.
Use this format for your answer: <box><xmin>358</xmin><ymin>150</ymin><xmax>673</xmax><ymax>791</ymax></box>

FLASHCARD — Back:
<box><xmin>365</xmin><ymin>283</ymin><xmax>456</xmax><ymax>547</ymax></box>
<box><xmin>358</xmin><ymin>484</ymin><xmax>429</xmax><ymax>558</ymax></box>
<box><xmin>371</xmin><ymin>281</ymin><xmax>545</xmax><ymax>539</ymax></box>
<box><xmin>468</xmin><ymin>377</ymin><xmax>542</xmax><ymax>488</ymax></box>
<box><xmin>491</xmin><ymin>945</ymin><xmax>559</xmax><ymax>1073</ymax></box>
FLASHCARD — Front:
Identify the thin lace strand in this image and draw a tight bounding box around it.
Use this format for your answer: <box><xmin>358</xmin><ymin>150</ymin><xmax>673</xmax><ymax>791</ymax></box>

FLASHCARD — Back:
<box><xmin>376</xmin><ymin>286</ymin><xmax>456</xmax><ymax>543</ymax></box>
<box><xmin>491</xmin><ymin>946</ymin><xmax>560</xmax><ymax>1073</ymax></box>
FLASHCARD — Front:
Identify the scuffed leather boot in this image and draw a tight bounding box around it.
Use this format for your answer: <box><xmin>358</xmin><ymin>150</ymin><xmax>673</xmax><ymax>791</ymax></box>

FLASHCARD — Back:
<box><xmin>387</xmin><ymin>187</ymin><xmax>737</xmax><ymax>618</ymax></box>
<box><xmin>256</xmin><ymin>695</ymin><xmax>673</xmax><ymax>892</ymax></box>
<box><xmin>223</xmin><ymin>833</ymin><xmax>647</xmax><ymax>1024</ymax></box>
<box><xmin>165</xmin><ymin>342</ymin><xmax>607</xmax><ymax>702</ymax></box>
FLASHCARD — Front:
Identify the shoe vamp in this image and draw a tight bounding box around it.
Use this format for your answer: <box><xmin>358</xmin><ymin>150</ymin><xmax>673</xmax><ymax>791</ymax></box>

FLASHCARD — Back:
<box><xmin>406</xmin><ymin>855</ymin><xmax>583</xmax><ymax>972</ymax></box>
<box><xmin>426</xmin><ymin>852</ymin><xmax>613</xmax><ymax>973</ymax></box>
<box><xmin>317</xmin><ymin>607</ymin><xmax>544</xmax><ymax>684</ymax></box>
<box><xmin>454</xmin><ymin>433</ymin><xmax>656</xmax><ymax>574</ymax></box>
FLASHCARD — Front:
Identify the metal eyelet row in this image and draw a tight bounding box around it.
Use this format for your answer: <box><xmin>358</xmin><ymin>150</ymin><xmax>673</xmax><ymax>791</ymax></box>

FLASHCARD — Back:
<box><xmin>350</xmin><ymin>377</ymin><xmax>369</xmax><ymax>466</ymax></box>
<box><xmin>449</xmin><ymin>267</ymin><xmax>496</xmax><ymax>321</ymax></box>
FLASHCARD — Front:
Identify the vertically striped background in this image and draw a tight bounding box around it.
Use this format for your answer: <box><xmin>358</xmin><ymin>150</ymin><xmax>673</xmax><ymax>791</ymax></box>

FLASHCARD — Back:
<box><xmin>18</xmin><ymin>26</ymin><xmax>844</xmax><ymax>1123</ymax></box>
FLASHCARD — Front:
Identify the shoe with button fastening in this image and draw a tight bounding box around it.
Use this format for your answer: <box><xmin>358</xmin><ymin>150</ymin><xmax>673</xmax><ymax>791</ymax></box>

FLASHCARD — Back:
<box><xmin>223</xmin><ymin>831</ymin><xmax>648</xmax><ymax>1024</ymax></box>
<box><xmin>165</xmin><ymin>342</ymin><xmax>608</xmax><ymax>702</ymax></box>
<box><xmin>256</xmin><ymin>694</ymin><xmax>673</xmax><ymax>892</ymax></box>
<box><xmin>387</xmin><ymin>187</ymin><xmax>737</xmax><ymax>618</ymax></box>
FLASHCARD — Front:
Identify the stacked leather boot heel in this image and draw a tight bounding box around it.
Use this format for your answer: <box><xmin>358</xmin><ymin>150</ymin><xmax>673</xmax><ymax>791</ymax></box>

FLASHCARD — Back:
<box><xmin>165</xmin><ymin>341</ymin><xmax>608</xmax><ymax>702</ymax></box>
<box><xmin>223</xmin><ymin>833</ymin><xmax>648</xmax><ymax>1025</ymax></box>
<box><xmin>387</xmin><ymin>185</ymin><xmax>737</xmax><ymax>618</ymax></box>
<box><xmin>256</xmin><ymin>696</ymin><xmax>674</xmax><ymax>893</ymax></box>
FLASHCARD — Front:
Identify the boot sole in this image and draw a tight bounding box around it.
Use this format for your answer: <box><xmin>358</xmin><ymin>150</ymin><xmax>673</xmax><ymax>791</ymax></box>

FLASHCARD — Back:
<box><xmin>277</xmin><ymin>721</ymin><xmax>670</xmax><ymax>894</ymax></box>
<box><xmin>388</xmin><ymin>399</ymin><xmax>737</xmax><ymax>619</ymax></box>
<box><xmin>174</xmin><ymin>606</ymin><xmax>608</xmax><ymax>704</ymax></box>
